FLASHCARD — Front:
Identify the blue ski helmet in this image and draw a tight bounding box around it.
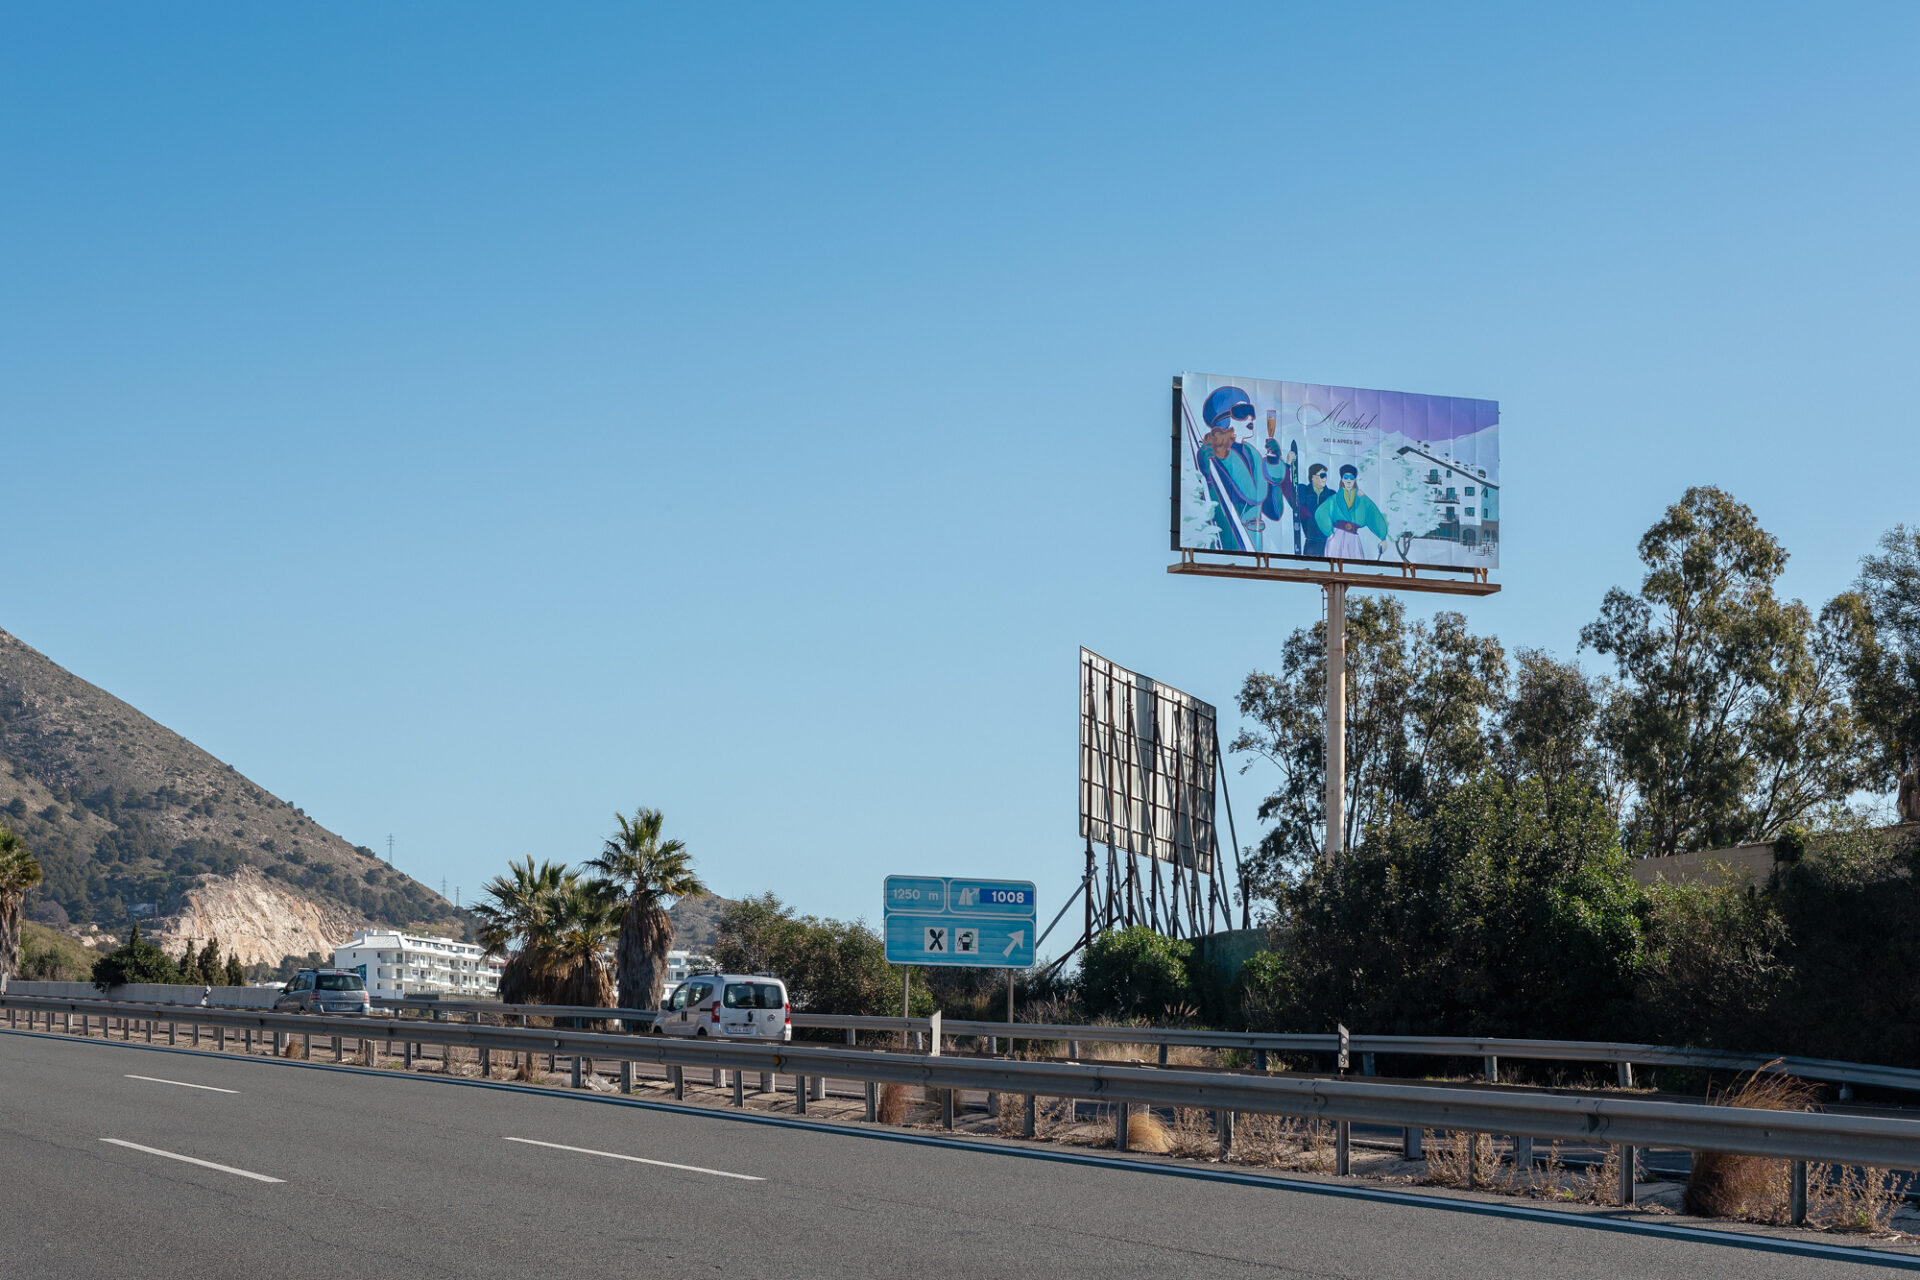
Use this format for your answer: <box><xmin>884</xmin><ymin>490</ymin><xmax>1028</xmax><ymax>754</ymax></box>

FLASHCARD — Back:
<box><xmin>1202</xmin><ymin>386</ymin><xmax>1256</xmax><ymax>429</ymax></box>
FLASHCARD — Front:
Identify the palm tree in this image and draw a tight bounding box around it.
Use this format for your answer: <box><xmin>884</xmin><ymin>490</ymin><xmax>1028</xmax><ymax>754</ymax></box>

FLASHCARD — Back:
<box><xmin>588</xmin><ymin>807</ymin><xmax>706</xmax><ymax>1011</ymax></box>
<box><xmin>472</xmin><ymin>857</ymin><xmax>571</xmax><ymax>1003</ymax></box>
<box><xmin>0</xmin><ymin>826</ymin><xmax>43</xmax><ymax>983</ymax></box>
<box><xmin>547</xmin><ymin>877</ymin><xmax>622</xmax><ymax>1028</ymax></box>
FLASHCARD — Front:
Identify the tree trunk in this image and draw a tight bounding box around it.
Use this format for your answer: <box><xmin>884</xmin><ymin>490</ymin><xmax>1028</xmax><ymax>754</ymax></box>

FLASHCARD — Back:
<box><xmin>0</xmin><ymin>892</ymin><xmax>21</xmax><ymax>982</ymax></box>
<box><xmin>1900</xmin><ymin>763</ymin><xmax>1920</xmax><ymax>824</ymax></box>
<box><xmin>555</xmin><ymin>957</ymin><xmax>614</xmax><ymax>1030</ymax></box>
<box><xmin>617</xmin><ymin>901</ymin><xmax>673</xmax><ymax>1011</ymax></box>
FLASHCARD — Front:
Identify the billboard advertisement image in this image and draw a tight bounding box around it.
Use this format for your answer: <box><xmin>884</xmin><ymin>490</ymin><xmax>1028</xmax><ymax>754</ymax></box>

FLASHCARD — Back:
<box><xmin>1174</xmin><ymin>373</ymin><xmax>1500</xmax><ymax>570</ymax></box>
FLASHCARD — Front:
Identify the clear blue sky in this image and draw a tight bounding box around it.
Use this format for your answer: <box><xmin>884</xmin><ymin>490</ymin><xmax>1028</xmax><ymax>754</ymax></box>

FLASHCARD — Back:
<box><xmin>3</xmin><ymin>4</ymin><xmax>1915</xmax><ymax>938</ymax></box>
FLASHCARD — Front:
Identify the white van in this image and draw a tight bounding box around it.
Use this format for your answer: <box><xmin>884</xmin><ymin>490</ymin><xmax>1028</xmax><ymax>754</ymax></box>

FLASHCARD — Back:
<box><xmin>652</xmin><ymin>972</ymin><xmax>791</xmax><ymax>1041</ymax></box>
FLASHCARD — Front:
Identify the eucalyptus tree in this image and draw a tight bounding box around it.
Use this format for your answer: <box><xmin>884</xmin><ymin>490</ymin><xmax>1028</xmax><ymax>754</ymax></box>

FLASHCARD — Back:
<box><xmin>588</xmin><ymin>808</ymin><xmax>706</xmax><ymax>1011</ymax></box>
<box><xmin>1844</xmin><ymin>524</ymin><xmax>1920</xmax><ymax>821</ymax></box>
<box><xmin>1231</xmin><ymin>596</ymin><xmax>1506</xmax><ymax>898</ymax></box>
<box><xmin>1581</xmin><ymin>487</ymin><xmax>1867</xmax><ymax>855</ymax></box>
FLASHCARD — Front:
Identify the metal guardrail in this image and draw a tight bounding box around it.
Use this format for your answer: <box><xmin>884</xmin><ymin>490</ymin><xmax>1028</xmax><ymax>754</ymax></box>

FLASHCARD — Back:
<box><xmin>8</xmin><ymin>992</ymin><xmax>1920</xmax><ymax>1176</ymax></box>
<box><xmin>365</xmin><ymin>998</ymin><xmax>1920</xmax><ymax>1096</ymax></box>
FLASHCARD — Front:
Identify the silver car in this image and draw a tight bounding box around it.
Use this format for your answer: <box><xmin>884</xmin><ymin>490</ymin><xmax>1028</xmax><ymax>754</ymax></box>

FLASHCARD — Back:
<box><xmin>273</xmin><ymin>969</ymin><xmax>372</xmax><ymax>1016</ymax></box>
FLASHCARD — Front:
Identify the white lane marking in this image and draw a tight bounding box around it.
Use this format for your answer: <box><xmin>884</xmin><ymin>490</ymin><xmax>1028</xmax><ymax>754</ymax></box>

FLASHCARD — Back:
<box><xmin>503</xmin><ymin>1136</ymin><xmax>763</xmax><ymax>1181</ymax></box>
<box><xmin>100</xmin><ymin>1139</ymin><xmax>284</xmax><ymax>1183</ymax></box>
<box><xmin>125</xmin><ymin>1074</ymin><xmax>239</xmax><ymax>1094</ymax></box>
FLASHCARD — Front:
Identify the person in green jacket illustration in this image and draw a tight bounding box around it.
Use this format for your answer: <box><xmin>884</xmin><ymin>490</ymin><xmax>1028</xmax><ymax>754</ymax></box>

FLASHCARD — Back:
<box><xmin>1315</xmin><ymin>463</ymin><xmax>1389</xmax><ymax>558</ymax></box>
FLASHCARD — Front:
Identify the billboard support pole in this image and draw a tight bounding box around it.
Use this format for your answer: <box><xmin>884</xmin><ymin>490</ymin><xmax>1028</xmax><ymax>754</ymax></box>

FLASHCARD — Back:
<box><xmin>1325</xmin><ymin>583</ymin><xmax>1347</xmax><ymax>863</ymax></box>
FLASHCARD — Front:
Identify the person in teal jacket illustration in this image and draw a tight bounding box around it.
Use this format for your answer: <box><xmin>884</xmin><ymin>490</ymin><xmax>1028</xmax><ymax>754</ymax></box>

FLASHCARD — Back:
<box><xmin>1315</xmin><ymin>463</ymin><xmax>1389</xmax><ymax>558</ymax></box>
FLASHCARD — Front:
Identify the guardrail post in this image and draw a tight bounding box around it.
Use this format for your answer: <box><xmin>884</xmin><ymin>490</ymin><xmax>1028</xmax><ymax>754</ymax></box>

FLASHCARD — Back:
<box><xmin>1113</xmin><ymin>1103</ymin><xmax>1129</xmax><ymax>1150</ymax></box>
<box><xmin>1068</xmin><ymin>1039</ymin><xmax>1078</xmax><ymax>1060</ymax></box>
<box><xmin>333</xmin><ymin>1035</ymin><xmax>342</xmax><ymax>1063</ymax></box>
<box><xmin>1483</xmin><ymin>1055</ymin><xmax>1498</xmax><ymax>1083</ymax></box>
<box><xmin>1790</xmin><ymin>1160</ymin><xmax>1808</xmax><ymax>1225</ymax></box>
<box><xmin>1361</xmin><ymin>1052</ymin><xmax>1375</xmax><ymax>1076</ymax></box>
<box><xmin>865</xmin><ymin>1080</ymin><xmax>878</xmax><ymax>1121</ymax></box>
<box><xmin>571</xmin><ymin>1057</ymin><xmax>582</xmax><ymax>1089</ymax></box>
<box><xmin>1616</xmin><ymin>1061</ymin><xmax>1633</xmax><ymax>1088</ymax></box>
<box><xmin>1336</xmin><ymin>1121</ymin><xmax>1351</xmax><ymax>1175</ymax></box>
<box><xmin>1158</xmin><ymin>1044</ymin><xmax>1168</xmax><ymax>1067</ymax></box>
<box><xmin>1218</xmin><ymin>1110</ymin><xmax>1234</xmax><ymax>1158</ymax></box>
<box><xmin>732</xmin><ymin>1071</ymin><xmax>744</xmax><ymax>1108</ymax></box>
<box><xmin>845</xmin><ymin>1028</ymin><xmax>856</xmax><ymax>1047</ymax></box>
<box><xmin>167</xmin><ymin>1021</ymin><xmax>176</xmax><ymax>1046</ymax></box>
<box><xmin>216</xmin><ymin>1026</ymin><xmax>225</xmax><ymax>1051</ymax></box>
<box><xmin>811</xmin><ymin>1075</ymin><xmax>824</xmax><ymax>1101</ymax></box>
<box><xmin>796</xmin><ymin>1076</ymin><xmax>808</xmax><ymax>1115</ymax></box>
<box><xmin>1025</xmin><ymin>1094</ymin><xmax>1037</xmax><ymax>1138</ymax></box>
<box><xmin>1403</xmin><ymin>1128</ymin><xmax>1422</xmax><ymax>1159</ymax></box>
<box><xmin>192</xmin><ymin>1023</ymin><xmax>200</xmax><ymax>1048</ymax></box>
<box><xmin>1513</xmin><ymin>1135</ymin><xmax>1533</xmax><ymax>1168</ymax></box>
<box><xmin>1255</xmin><ymin>1049</ymin><xmax>1267</xmax><ymax>1073</ymax></box>
<box><xmin>480</xmin><ymin>1047</ymin><xmax>491</xmax><ymax>1077</ymax></box>
<box><xmin>1616</xmin><ymin>1145</ymin><xmax>1635</xmax><ymax>1205</ymax></box>
<box><xmin>404</xmin><ymin>1040</ymin><xmax>413</xmax><ymax>1069</ymax></box>
<box><xmin>672</xmin><ymin>1065</ymin><xmax>685</xmax><ymax>1100</ymax></box>
<box><xmin>941</xmin><ymin>1088</ymin><xmax>955</xmax><ymax>1129</ymax></box>
<box><xmin>759</xmin><ymin>1071</ymin><xmax>772</xmax><ymax>1095</ymax></box>
<box><xmin>620</xmin><ymin>1061</ymin><xmax>632</xmax><ymax>1093</ymax></box>
<box><xmin>712</xmin><ymin>1066</ymin><xmax>723</xmax><ymax>1087</ymax></box>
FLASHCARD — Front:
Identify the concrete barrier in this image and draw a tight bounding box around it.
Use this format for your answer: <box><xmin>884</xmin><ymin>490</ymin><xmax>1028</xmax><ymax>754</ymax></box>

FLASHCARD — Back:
<box><xmin>1</xmin><ymin>980</ymin><xmax>279</xmax><ymax>1008</ymax></box>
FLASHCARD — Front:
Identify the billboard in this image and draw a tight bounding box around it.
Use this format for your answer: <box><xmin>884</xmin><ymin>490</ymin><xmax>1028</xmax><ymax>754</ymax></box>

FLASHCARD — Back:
<box><xmin>1174</xmin><ymin>373</ymin><xmax>1500</xmax><ymax>570</ymax></box>
<box><xmin>1079</xmin><ymin>648</ymin><xmax>1216</xmax><ymax>875</ymax></box>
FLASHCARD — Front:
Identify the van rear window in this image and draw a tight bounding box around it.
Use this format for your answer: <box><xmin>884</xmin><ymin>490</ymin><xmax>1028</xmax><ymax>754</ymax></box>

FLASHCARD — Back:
<box><xmin>315</xmin><ymin>974</ymin><xmax>365</xmax><ymax>991</ymax></box>
<box><xmin>723</xmin><ymin>983</ymin><xmax>785</xmax><ymax>1009</ymax></box>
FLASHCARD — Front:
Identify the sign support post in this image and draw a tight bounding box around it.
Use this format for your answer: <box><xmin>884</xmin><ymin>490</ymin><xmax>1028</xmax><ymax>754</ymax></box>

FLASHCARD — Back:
<box><xmin>1325</xmin><ymin>582</ymin><xmax>1346</xmax><ymax>863</ymax></box>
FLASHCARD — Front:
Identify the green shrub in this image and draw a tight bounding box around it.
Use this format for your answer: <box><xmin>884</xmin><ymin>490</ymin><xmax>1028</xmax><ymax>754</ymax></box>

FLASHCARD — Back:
<box><xmin>91</xmin><ymin>923</ymin><xmax>181</xmax><ymax>988</ymax></box>
<box><xmin>1079</xmin><ymin>926</ymin><xmax>1194</xmax><ymax>1021</ymax></box>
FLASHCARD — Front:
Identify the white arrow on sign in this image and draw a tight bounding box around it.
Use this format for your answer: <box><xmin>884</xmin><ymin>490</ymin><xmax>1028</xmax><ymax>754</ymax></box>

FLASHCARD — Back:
<box><xmin>1002</xmin><ymin>930</ymin><xmax>1025</xmax><ymax>958</ymax></box>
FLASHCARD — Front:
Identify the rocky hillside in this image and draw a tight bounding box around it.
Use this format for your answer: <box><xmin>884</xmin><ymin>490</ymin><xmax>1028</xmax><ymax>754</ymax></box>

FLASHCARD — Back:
<box><xmin>0</xmin><ymin>626</ymin><xmax>462</xmax><ymax>953</ymax></box>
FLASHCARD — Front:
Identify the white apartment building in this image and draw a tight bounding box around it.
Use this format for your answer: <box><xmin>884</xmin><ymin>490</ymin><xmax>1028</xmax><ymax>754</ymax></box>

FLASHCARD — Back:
<box><xmin>592</xmin><ymin>948</ymin><xmax>712</xmax><ymax>987</ymax></box>
<box><xmin>332</xmin><ymin>930</ymin><xmax>504</xmax><ymax>1000</ymax></box>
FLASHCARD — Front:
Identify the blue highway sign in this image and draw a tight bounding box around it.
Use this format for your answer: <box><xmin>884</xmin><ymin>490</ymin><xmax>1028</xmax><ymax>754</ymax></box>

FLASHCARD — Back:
<box><xmin>884</xmin><ymin>876</ymin><xmax>1036</xmax><ymax>968</ymax></box>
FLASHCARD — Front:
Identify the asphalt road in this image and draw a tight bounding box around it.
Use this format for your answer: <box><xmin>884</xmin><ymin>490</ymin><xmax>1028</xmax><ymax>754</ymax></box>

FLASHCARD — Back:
<box><xmin>2</xmin><ymin>1030</ymin><xmax>1910</xmax><ymax>1279</ymax></box>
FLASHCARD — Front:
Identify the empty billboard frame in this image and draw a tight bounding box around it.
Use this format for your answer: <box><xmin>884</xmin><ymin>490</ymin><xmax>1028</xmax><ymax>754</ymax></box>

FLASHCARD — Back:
<box><xmin>1079</xmin><ymin>648</ymin><xmax>1240</xmax><ymax>939</ymax></box>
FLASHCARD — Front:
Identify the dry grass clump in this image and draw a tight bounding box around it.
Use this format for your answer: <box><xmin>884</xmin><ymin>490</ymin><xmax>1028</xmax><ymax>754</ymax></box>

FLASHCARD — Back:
<box><xmin>1231</xmin><ymin>1112</ymin><xmax>1303</xmax><ymax>1165</ymax></box>
<box><xmin>1575</xmin><ymin>1143</ymin><xmax>1633</xmax><ymax>1205</ymax></box>
<box><xmin>876</xmin><ymin>1082</ymin><xmax>911</xmax><ymax>1124</ymax></box>
<box><xmin>1166</xmin><ymin>1107</ymin><xmax>1218</xmax><ymax>1159</ymax></box>
<box><xmin>1684</xmin><ymin>1064</ymin><xmax>1817</xmax><ymax>1222</ymax></box>
<box><xmin>1424</xmin><ymin>1132</ymin><xmax>1500</xmax><ymax>1189</ymax></box>
<box><xmin>1807</xmin><ymin>1163</ymin><xmax>1912</xmax><ymax>1234</ymax></box>
<box><xmin>1119</xmin><ymin>1108</ymin><xmax>1173</xmax><ymax>1154</ymax></box>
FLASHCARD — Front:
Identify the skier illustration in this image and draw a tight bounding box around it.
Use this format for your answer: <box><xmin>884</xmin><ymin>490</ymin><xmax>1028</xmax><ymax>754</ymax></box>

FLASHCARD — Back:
<box><xmin>1314</xmin><ymin>463</ymin><xmax>1391</xmax><ymax>559</ymax></box>
<box><xmin>1267</xmin><ymin>432</ymin><xmax>1332</xmax><ymax>558</ymax></box>
<box><xmin>1189</xmin><ymin>386</ymin><xmax>1275</xmax><ymax>552</ymax></box>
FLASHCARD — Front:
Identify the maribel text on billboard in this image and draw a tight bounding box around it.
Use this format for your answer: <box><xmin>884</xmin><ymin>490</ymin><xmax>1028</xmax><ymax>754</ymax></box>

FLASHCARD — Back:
<box><xmin>1175</xmin><ymin>373</ymin><xmax>1500</xmax><ymax>570</ymax></box>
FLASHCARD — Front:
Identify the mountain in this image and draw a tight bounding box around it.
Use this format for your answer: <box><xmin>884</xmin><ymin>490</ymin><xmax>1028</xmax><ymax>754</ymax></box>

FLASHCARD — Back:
<box><xmin>0</xmin><ymin>626</ymin><xmax>462</xmax><ymax>962</ymax></box>
<box><xmin>666</xmin><ymin>893</ymin><xmax>727</xmax><ymax>956</ymax></box>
